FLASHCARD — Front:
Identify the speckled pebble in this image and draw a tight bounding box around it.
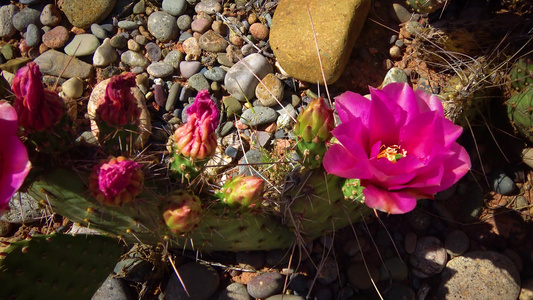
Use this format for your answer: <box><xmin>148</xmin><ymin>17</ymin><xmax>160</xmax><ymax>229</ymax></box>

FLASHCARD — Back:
<box><xmin>110</xmin><ymin>34</ymin><xmax>128</xmax><ymax>49</ymax></box>
<box><xmin>240</xmin><ymin>106</ymin><xmax>277</xmax><ymax>126</ymax></box>
<box><xmin>489</xmin><ymin>170</ymin><xmax>516</xmax><ymax>195</ymax></box>
<box><xmin>147</xmin><ymin>62</ymin><xmax>174</xmax><ymax>78</ymax></box>
<box><xmin>256</xmin><ymin>73</ymin><xmax>284</xmax><ymax>107</ymax></box>
<box><xmin>121</xmin><ymin>50</ymin><xmax>150</xmax><ymax>68</ymax></box>
<box><xmin>218</xmin><ymin>282</ymin><xmax>250</xmax><ymax>300</ymax></box>
<box><xmin>145</xmin><ymin>42</ymin><xmax>162</xmax><ymax>61</ymax></box>
<box><xmin>177</xmin><ymin>15</ymin><xmax>192</xmax><ymax>30</ymax></box>
<box><xmin>438</xmin><ymin>251</ymin><xmax>520</xmax><ymax>300</ymax></box>
<box><xmin>247</xmin><ymin>272</ymin><xmax>285</xmax><ymax>299</ymax></box>
<box><xmin>249</xmin><ymin>22</ymin><xmax>269</xmax><ymax>40</ymax></box>
<box><xmin>0</xmin><ymin>5</ymin><xmax>18</xmax><ymax>38</ymax></box>
<box><xmin>188</xmin><ymin>72</ymin><xmax>210</xmax><ymax>91</ymax></box>
<box><xmin>117</xmin><ymin>20</ymin><xmax>138</xmax><ymax>30</ymax></box>
<box><xmin>191</xmin><ymin>16</ymin><xmax>213</xmax><ymax>34</ymax></box>
<box><xmin>162</xmin><ymin>0</ymin><xmax>187</xmax><ymax>16</ymax></box>
<box><xmin>199</xmin><ymin>30</ymin><xmax>228</xmax><ymax>53</ymax></box>
<box><xmin>127</xmin><ymin>39</ymin><xmax>141</xmax><ymax>51</ymax></box>
<box><xmin>147</xmin><ymin>11</ymin><xmax>178</xmax><ymax>42</ymax></box>
<box><xmin>41</xmin><ymin>25</ymin><xmax>69</xmax><ymax>49</ymax></box>
<box><xmin>410</xmin><ymin>236</ymin><xmax>447</xmax><ymax>278</ymax></box>
<box><xmin>182</xmin><ymin>36</ymin><xmax>202</xmax><ymax>57</ymax></box>
<box><xmin>225</xmin><ymin>53</ymin><xmax>273</xmax><ymax>101</ymax></box>
<box><xmin>164</xmin><ymin>50</ymin><xmax>184</xmax><ymax>69</ymax></box>
<box><xmin>204</xmin><ymin>66</ymin><xmax>226</xmax><ymax>82</ymax></box>
<box><xmin>40</xmin><ymin>4</ymin><xmax>62</xmax><ymax>27</ymax></box>
<box><xmin>195</xmin><ymin>0</ymin><xmax>223</xmax><ymax>15</ymax></box>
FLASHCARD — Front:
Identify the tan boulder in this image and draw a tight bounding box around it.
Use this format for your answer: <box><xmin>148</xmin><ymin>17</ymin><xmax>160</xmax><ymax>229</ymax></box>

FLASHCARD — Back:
<box><xmin>270</xmin><ymin>0</ymin><xmax>371</xmax><ymax>84</ymax></box>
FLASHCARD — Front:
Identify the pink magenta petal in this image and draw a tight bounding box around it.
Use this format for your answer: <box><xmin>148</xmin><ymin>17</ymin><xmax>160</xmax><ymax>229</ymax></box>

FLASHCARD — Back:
<box><xmin>413</xmin><ymin>89</ymin><xmax>444</xmax><ymax>115</ymax></box>
<box><xmin>399</xmin><ymin>112</ymin><xmax>443</xmax><ymax>161</ymax></box>
<box><xmin>368</xmin><ymin>90</ymin><xmax>401</xmax><ymax>146</ymax></box>
<box><xmin>0</xmin><ymin>135</ymin><xmax>31</xmax><ymax>207</ymax></box>
<box><xmin>331</xmin><ymin>119</ymin><xmax>369</xmax><ymax>156</ymax></box>
<box><xmin>362</xmin><ymin>184</ymin><xmax>418</xmax><ymax>214</ymax></box>
<box><xmin>323</xmin><ymin>144</ymin><xmax>372</xmax><ymax>179</ymax></box>
<box><xmin>0</xmin><ymin>101</ymin><xmax>19</xmax><ymax>135</ymax></box>
<box><xmin>334</xmin><ymin>91</ymin><xmax>371</xmax><ymax>124</ymax></box>
<box><xmin>380</xmin><ymin>83</ymin><xmax>420</xmax><ymax>122</ymax></box>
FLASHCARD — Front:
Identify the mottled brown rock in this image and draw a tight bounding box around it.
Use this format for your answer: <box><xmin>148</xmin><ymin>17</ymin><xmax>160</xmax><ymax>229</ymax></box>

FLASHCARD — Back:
<box><xmin>270</xmin><ymin>0</ymin><xmax>371</xmax><ymax>84</ymax></box>
<box><xmin>42</xmin><ymin>26</ymin><xmax>70</xmax><ymax>49</ymax></box>
<box><xmin>60</xmin><ymin>0</ymin><xmax>116</xmax><ymax>29</ymax></box>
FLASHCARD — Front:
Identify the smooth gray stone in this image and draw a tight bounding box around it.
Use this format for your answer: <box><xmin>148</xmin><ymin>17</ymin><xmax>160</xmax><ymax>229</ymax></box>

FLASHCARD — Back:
<box><xmin>121</xmin><ymin>50</ymin><xmax>150</xmax><ymax>68</ymax></box>
<box><xmin>147</xmin><ymin>62</ymin><xmax>174</xmax><ymax>78</ymax></box>
<box><xmin>166</xmin><ymin>83</ymin><xmax>181</xmax><ymax>111</ymax></box>
<box><xmin>117</xmin><ymin>20</ymin><xmax>138</xmax><ymax>30</ymax></box>
<box><xmin>147</xmin><ymin>11</ymin><xmax>178</xmax><ymax>42</ymax></box>
<box><xmin>177</xmin><ymin>14</ymin><xmax>192</xmax><ymax>30</ymax></box>
<box><xmin>164</xmin><ymin>50</ymin><xmax>184</xmax><ymax>69</ymax></box>
<box><xmin>34</xmin><ymin>49</ymin><xmax>93</xmax><ymax>78</ymax></box>
<box><xmin>25</xmin><ymin>23</ymin><xmax>41</xmax><ymax>47</ymax></box>
<box><xmin>240</xmin><ymin>106</ymin><xmax>277</xmax><ymax>126</ymax></box>
<box><xmin>188</xmin><ymin>73</ymin><xmax>210</xmax><ymax>92</ymax></box>
<box><xmin>224</xmin><ymin>53</ymin><xmax>273</xmax><ymax>101</ymax></box>
<box><xmin>0</xmin><ymin>5</ymin><xmax>18</xmax><ymax>38</ymax></box>
<box><xmin>64</xmin><ymin>34</ymin><xmax>100</xmax><ymax>56</ymax></box>
<box><xmin>12</xmin><ymin>7</ymin><xmax>40</xmax><ymax>32</ymax></box>
<box><xmin>179</xmin><ymin>60</ymin><xmax>201</xmax><ymax>78</ymax></box>
<box><xmin>204</xmin><ymin>66</ymin><xmax>226</xmax><ymax>82</ymax></box>
<box><xmin>247</xmin><ymin>272</ymin><xmax>285</xmax><ymax>299</ymax></box>
<box><xmin>218</xmin><ymin>282</ymin><xmax>250</xmax><ymax>300</ymax></box>
<box><xmin>162</xmin><ymin>0</ymin><xmax>187</xmax><ymax>16</ymax></box>
<box><xmin>91</xmin><ymin>23</ymin><xmax>108</xmax><ymax>39</ymax></box>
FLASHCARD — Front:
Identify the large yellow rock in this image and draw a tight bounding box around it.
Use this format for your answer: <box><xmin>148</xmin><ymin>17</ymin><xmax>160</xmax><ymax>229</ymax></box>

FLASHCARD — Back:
<box><xmin>270</xmin><ymin>0</ymin><xmax>371</xmax><ymax>84</ymax></box>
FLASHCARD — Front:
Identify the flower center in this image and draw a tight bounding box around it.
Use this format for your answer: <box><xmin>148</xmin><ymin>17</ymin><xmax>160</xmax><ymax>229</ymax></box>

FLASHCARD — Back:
<box><xmin>377</xmin><ymin>144</ymin><xmax>407</xmax><ymax>163</ymax></box>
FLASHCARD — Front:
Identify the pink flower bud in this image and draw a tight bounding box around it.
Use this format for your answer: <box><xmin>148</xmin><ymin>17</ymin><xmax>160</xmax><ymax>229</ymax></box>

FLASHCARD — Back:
<box><xmin>0</xmin><ymin>101</ymin><xmax>31</xmax><ymax>214</ymax></box>
<box><xmin>12</xmin><ymin>62</ymin><xmax>63</xmax><ymax>132</ymax></box>
<box><xmin>89</xmin><ymin>156</ymin><xmax>143</xmax><ymax>206</ymax></box>
<box><xmin>294</xmin><ymin>97</ymin><xmax>334</xmax><ymax>143</ymax></box>
<box><xmin>163</xmin><ymin>191</ymin><xmax>203</xmax><ymax>234</ymax></box>
<box><xmin>96</xmin><ymin>73</ymin><xmax>140</xmax><ymax>126</ymax></box>
<box><xmin>216</xmin><ymin>175</ymin><xmax>265</xmax><ymax>208</ymax></box>
<box><xmin>173</xmin><ymin>90</ymin><xmax>219</xmax><ymax>160</ymax></box>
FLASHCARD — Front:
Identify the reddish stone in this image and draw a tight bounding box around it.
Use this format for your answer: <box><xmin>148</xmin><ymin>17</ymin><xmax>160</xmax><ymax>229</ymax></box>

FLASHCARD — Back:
<box><xmin>249</xmin><ymin>23</ymin><xmax>269</xmax><ymax>40</ymax></box>
<box><xmin>42</xmin><ymin>26</ymin><xmax>70</xmax><ymax>49</ymax></box>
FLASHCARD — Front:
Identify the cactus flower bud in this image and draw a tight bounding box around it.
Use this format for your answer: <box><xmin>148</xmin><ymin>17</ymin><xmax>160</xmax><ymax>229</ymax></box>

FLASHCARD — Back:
<box><xmin>89</xmin><ymin>156</ymin><xmax>143</xmax><ymax>206</ymax></box>
<box><xmin>96</xmin><ymin>72</ymin><xmax>140</xmax><ymax>126</ymax></box>
<box><xmin>163</xmin><ymin>191</ymin><xmax>203</xmax><ymax>234</ymax></box>
<box><xmin>294</xmin><ymin>97</ymin><xmax>334</xmax><ymax>143</ymax></box>
<box><xmin>12</xmin><ymin>62</ymin><xmax>63</xmax><ymax>132</ymax></box>
<box><xmin>0</xmin><ymin>101</ymin><xmax>31</xmax><ymax>215</ymax></box>
<box><xmin>173</xmin><ymin>90</ymin><xmax>219</xmax><ymax>160</ymax></box>
<box><xmin>216</xmin><ymin>175</ymin><xmax>265</xmax><ymax>208</ymax></box>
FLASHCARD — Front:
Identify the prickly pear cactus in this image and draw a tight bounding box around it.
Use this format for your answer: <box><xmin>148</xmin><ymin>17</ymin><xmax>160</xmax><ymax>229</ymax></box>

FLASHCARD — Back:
<box><xmin>281</xmin><ymin>167</ymin><xmax>371</xmax><ymax>239</ymax></box>
<box><xmin>507</xmin><ymin>87</ymin><xmax>533</xmax><ymax>142</ymax></box>
<box><xmin>406</xmin><ymin>0</ymin><xmax>446</xmax><ymax>14</ymax></box>
<box><xmin>28</xmin><ymin>168</ymin><xmax>295</xmax><ymax>252</ymax></box>
<box><xmin>510</xmin><ymin>57</ymin><xmax>533</xmax><ymax>92</ymax></box>
<box><xmin>0</xmin><ymin>234</ymin><xmax>123</xmax><ymax>300</ymax></box>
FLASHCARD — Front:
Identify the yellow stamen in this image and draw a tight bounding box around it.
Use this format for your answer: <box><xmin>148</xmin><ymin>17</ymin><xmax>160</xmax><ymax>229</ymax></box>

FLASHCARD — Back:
<box><xmin>377</xmin><ymin>144</ymin><xmax>407</xmax><ymax>163</ymax></box>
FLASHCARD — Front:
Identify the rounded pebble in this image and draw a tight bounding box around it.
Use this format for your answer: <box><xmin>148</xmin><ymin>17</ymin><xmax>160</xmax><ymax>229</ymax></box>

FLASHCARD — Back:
<box><xmin>177</xmin><ymin>14</ymin><xmax>192</xmax><ymax>30</ymax></box>
<box><xmin>0</xmin><ymin>5</ymin><xmax>19</xmax><ymax>38</ymax></box>
<box><xmin>110</xmin><ymin>34</ymin><xmax>128</xmax><ymax>49</ymax></box>
<box><xmin>188</xmin><ymin>73</ymin><xmax>210</xmax><ymax>91</ymax></box>
<box><xmin>25</xmin><ymin>23</ymin><xmax>41</xmax><ymax>47</ymax></box>
<box><xmin>199</xmin><ymin>30</ymin><xmax>228</xmax><ymax>53</ymax></box>
<box><xmin>182</xmin><ymin>37</ymin><xmax>202</xmax><ymax>57</ymax></box>
<box><xmin>40</xmin><ymin>4</ymin><xmax>62</xmax><ymax>27</ymax></box>
<box><xmin>247</xmin><ymin>272</ymin><xmax>285</xmax><ymax>299</ymax></box>
<box><xmin>147</xmin><ymin>11</ymin><xmax>178</xmax><ymax>42</ymax></box>
<box><xmin>91</xmin><ymin>23</ymin><xmax>107</xmax><ymax>39</ymax></box>
<box><xmin>438</xmin><ymin>251</ymin><xmax>520</xmax><ymax>300</ymax></box>
<box><xmin>13</xmin><ymin>7</ymin><xmax>40</xmax><ymax>32</ymax></box>
<box><xmin>179</xmin><ymin>60</ymin><xmax>202</xmax><ymax>78</ymax></box>
<box><xmin>42</xmin><ymin>25</ymin><xmax>69</xmax><ymax>49</ymax></box>
<box><xmin>147</xmin><ymin>62</ymin><xmax>174</xmax><ymax>78</ymax></box>
<box><xmin>117</xmin><ymin>20</ymin><xmax>138</xmax><ymax>30</ymax></box>
<box><xmin>127</xmin><ymin>39</ymin><xmax>141</xmax><ymax>51</ymax></box>
<box><xmin>240</xmin><ymin>106</ymin><xmax>277</xmax><ymax>126</ymax></box>
<box><xmin>444</xmin><ymin>230</ymin><xmax>469</xmax><ymax>257</ymax></box>
<box><xmin>162</xmin><ymin>0</ymin><xmax>187</xmax><ymax>17</ymax></box>
<box><xmin>93</xmin><ymin>38</ymin><xmax>118</xmax><ymax>67</ymax></box>
<box><xmin>121</xmin><ymin>50</ymin><xmax>150</xmax><ymax>68</ymax></box>
<box><xmin>489</xmin><ymin>171</ymin><xmax>516</xmax><ymax>195</ymax></box>
<box><xmin>62</xmin><ymin>77</ymin><xmax>84</xmax><ymax>98</ymax></box>
<box><xmin>146</xmin><ymin>42</ymin><xmax>162</xmax><ymax>62</ymax></box>
<box><xmin>204</xmin><ymin>66</ymin><xmax>226</xmax><ymax>82</ymax></box>
<box><xmin>195</xmin><ymin>0</ymin><xmax>222</xmax><ymax>14</ymax></box>
<box><xmin>164</xmin><ymin>262</ymin><xmax>219</xmax><ymax>299</ymax></box>
<box><xmin>191</xmin><ymin>15</ymin><xmax>213</xmax><ymax>34</ymax></box>
<box><xmin>410</xmin><ymin>236</ymin><xmax>447</xmax><ymax>278</ymax></box>
<box><xmin>64</xmin><ymin>34</ymin><xmax>100</xmax><ymax>56</ymax></box>
<box><xmin>256</xmin><ymin>73</ymin><xmax>284</xmax><ymax>107</ymax></box>
<box><xmin>164</xmin><ymin>50</ymin><xmax>184</xmax><ymax>69</ymax></box>
<box><xmin>249</xmin><ymin>23</ymin><xmax>269</xmax><ymax>40</ymax></box>
<box><xmin>218</xmin><ymin>282</ymin><xmax>250</xmax><ymax>300</ymax></box>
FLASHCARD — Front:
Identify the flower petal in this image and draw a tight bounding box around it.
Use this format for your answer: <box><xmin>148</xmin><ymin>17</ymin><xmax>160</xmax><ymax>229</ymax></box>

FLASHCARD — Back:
<box><xmin>362</xmin><ymin>184</ymin><xmax>418</xmax><ymax>214</ymax></box>
<box><xmin>0</xmin><ymin>101</ymin><xmax>19</xmax><ymax>135</ymax></box>
<box><xmin>323</xmin><ymin>144</ymin><xmax>372</xmax><ymax>179</ymax></box>
<box><xmin>334</xmin><ymin>91</ymin><xmax>371</xmax><ymax>124</ymax></box>
<box><xmin>0</xmin><ymin>136</ymin><xmax>31</xmax><ymax>208</ymax></box>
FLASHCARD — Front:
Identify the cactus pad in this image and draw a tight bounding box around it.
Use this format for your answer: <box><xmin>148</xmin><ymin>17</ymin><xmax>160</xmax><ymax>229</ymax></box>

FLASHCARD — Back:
<box><xmin>507</xmin><ymin>87</ymin><xmax>533</xmax><ymax>142</ymax></box>
<box><xmin>0</xmin><ymin>234</ymin><xmax>123</xmax><ymax>300</ymax></box>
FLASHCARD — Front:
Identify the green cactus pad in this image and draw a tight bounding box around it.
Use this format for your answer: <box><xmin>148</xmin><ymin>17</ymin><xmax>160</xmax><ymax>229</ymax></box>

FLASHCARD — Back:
<box><xmin>510</xmin><ymin>58</ymin><xmax>533</xmax><ymax>92</ymax></box>
<box><xmin>0</xmin><ymin>234</ymin><xmax>123</xmax><ymax>300</ymax></box>
<box><xmin>295</xmin><ymin>140</ymin><xmax>328</xmax><ymax>169</ymax></box>
<box><xmin>507</xmin><ymin>87</ymin><xmax>533</xmax><ymax>142</ymax></box>
<box><xmin>281</xmin><ymin>168</ymin><xmax>371</xmax><ymax>240</ymax></box>
<box><xmin>28</xmin><ymin>168</ymin><xmax>294</xmax><ymax>252</ymax></box>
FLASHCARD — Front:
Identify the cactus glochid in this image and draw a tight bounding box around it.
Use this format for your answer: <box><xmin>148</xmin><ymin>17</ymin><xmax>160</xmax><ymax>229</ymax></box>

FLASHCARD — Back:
<box><xmin>507</xmin><ymin>87</ymin><xmax>533</xmax><ymax>142</ymax></box>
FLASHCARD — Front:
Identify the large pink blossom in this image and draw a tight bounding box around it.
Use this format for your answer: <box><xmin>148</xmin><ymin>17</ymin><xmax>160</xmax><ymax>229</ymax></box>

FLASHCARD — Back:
<box><xmin>323</xmin><ymin>83</ymin><xmax>471</xmax><ymax>214</ymax></box>
<box><xmin>0</xmin><ymin>101</ymin><xmax>31</xmax><ymax>214</ymax></box>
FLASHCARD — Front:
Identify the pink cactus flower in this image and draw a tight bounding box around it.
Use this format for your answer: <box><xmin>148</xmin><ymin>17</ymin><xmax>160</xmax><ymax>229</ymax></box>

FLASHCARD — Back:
<box><xmin>89</xmin><ymin>156</ymin><xmax>143</xmax><ymax>206</ymax></box>
<box><xmin>96</xmin><ymin>72</ymin><xmax>140</xmax><ymax>126</ymax></box>
<box><xmin>12</xmin><ymin>62</ymin><xmax>63</xmax><ymax>132</ymax></box>
<box><xmin>0</xmin><ymin>101</ymin><xmax>31</xmax><ymax>214</ymax></box>
<box><xmin>323</xmin><ymin>83</ymin><xmax>471</xmax><ymax>214</ymax></box>
<box><xmin>174</xmin><ymin>90</ymin><xmax>219</xmax><ymax>160</ymax></box>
